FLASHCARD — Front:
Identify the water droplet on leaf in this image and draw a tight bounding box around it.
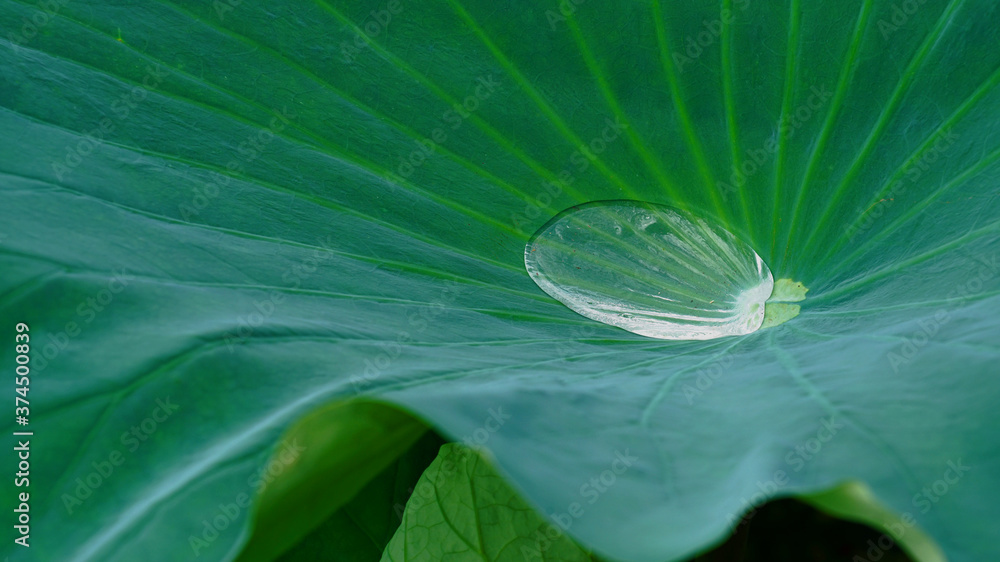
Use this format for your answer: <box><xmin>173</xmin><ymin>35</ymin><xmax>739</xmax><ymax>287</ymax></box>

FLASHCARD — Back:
<box><xmin>524</xmin><ymin>201</ymin><xmax>774</xmax><ymax>340</ymax></box>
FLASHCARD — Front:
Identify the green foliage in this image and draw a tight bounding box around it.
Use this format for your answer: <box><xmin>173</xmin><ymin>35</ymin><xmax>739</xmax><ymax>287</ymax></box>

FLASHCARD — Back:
<box><xmin>2</xmin><ymin>1</ymin><xmax>999</xmax><ymax>561</ymax></box>
<box><xmin>383</xmin><ymin>444</ymin><xmax>597</xmax><ymax>562</ymax></box>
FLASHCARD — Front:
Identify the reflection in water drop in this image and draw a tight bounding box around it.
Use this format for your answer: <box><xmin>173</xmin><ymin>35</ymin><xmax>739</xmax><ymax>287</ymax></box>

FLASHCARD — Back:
<box><xmin>525</xmin><ymin>201</ymin><xmax>773</xmax><ymax>340</ymax></box>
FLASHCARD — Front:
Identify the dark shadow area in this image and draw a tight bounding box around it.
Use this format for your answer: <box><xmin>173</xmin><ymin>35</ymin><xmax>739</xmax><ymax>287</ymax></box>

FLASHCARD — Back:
<box><xmin>693</xmin><ymin>498</ymin><xmax>914</xmax><ymax>562</ymax></box>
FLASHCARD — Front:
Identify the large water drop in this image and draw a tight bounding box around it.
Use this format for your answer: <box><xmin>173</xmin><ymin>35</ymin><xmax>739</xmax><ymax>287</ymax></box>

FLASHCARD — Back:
<box><xmin>525</xmin><ymin>201</ymin><xmax>773</xmax><ymax>340</ymax></box>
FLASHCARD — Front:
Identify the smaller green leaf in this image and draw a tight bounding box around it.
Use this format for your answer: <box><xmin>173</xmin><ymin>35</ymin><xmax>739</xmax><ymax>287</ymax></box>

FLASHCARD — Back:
<box><xmin>802</xmin><ymin>481</ymin><xmax>945</xmax><ymax>562</ymax></box>
<box><xmin>382</xmin><ymin>444</ymin><xmax>598</xmax><ymax>562</ymax></box>
<box><xmin>237</xmin><ymin>400</ymin><xmax>428</xmax><ymax>562</ymax></box>
<box><xmin>277</xmin><ymin>432</ymin><xmax>446</xmax><ymax>561</ymax></box>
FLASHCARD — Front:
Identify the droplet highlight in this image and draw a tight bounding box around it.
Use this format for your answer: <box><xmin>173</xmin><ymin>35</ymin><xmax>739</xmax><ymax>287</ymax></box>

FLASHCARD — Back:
<box><xmin>525</xmin><ymin>201</ymin><xmax>774</xmax><ymax>340</ymax></box>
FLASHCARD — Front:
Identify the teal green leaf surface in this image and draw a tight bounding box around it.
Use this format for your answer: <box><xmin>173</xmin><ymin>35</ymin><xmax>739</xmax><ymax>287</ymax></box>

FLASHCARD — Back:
<box><xmin>1</xmin><ymin>1</ymin><xmax>998</xmax><ymax>561</ymax></box>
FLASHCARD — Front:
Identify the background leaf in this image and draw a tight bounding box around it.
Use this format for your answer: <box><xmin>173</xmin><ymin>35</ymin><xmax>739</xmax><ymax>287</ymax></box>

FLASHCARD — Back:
<box><xmin>274</xmin><ymin>430</ymin><xmax>445</xmax><ymax>562</ymax></box>
<box><xmin>383</xmin><ymin>444</ymin><xmax>597</xmax><ymax>562</ymax></box>
<box><xmin>236</xmin><ymin>400</ymin><xmax>427</xmax><ymax>562</ymax></box>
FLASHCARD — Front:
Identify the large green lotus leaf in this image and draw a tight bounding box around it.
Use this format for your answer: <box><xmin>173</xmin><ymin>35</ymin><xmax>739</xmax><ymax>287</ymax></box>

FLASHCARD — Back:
<box><xmin>1</xmin><ymin>0</ymin><xmax>999</xmax><ymax>561</ymax></box>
